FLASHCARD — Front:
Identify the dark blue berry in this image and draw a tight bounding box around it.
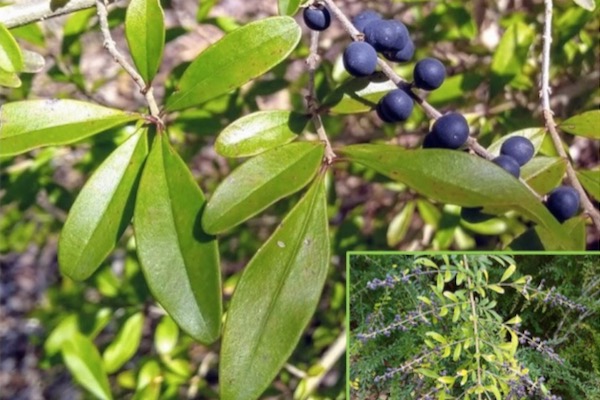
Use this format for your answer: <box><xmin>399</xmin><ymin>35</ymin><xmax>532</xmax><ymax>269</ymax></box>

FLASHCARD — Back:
<box><xmin>492</xmin><ymin>155</ymin><xmax>520</xmax><ymax>178</ymax></box>
<box><xmin>303</xmin><ymin>4</ymin><xmax>331</xmax><ymax>31</ymax></box>
<box><xmin>383</xmin><ymin>38</ymin><xmax>414</xmax><ymax>62</ymax></box>
<box><xmin>377</xmin><ymin>89</ymin><xmax>413</xmax><ymax>122</ymax></box>
<box><xmin>413</xmin><ymin>58</ymin><xmax>446</xmax><ymax>91</ymax></box>
<box><xmin>352</xmin><ymin>10</ymin><xmax>382</xmax><ymax>33</ymax></box>
<box><xmin>376</xmin><ymin>102</ymin><xmax>395</xmax><ymax>123</ymax></box>
<box><xmin>422</xmin><ymin>133</ymin><xmax>441</xmax><ymax>148</ymax></box>
<box><xmin>500</xmin><ymin>136</ymin><xmax>535</xmax><ymax>166</ymax></box>
<box><xmin>343</xmin><ymin>41</ymin><xmax>378</xmax><ymax>77</ymax></box>
<box><xmin>430</xmin><ymin>113</ymin><xmax>469</xmax><ymax>149</ymax></box>
<box><xmin>364</xmin><ymin>19</ymin><xmax>408</xmax><ymax>52</ymax></box>
<box><xmin>546</xmin><ymin>186</ymin><xmax>580</xmax><ymax>222</ymax></box>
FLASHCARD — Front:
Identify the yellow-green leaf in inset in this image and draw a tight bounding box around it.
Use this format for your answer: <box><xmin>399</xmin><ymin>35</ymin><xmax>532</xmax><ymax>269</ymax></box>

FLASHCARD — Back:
<box><xmin>103</xmin><ymin>312</ymin><xmax>144</xmax><ymax>373</ymax></box>
<box><xmin>487</xmin><ymin>284</ymin><xmax>504</xmax><ymax>294</ymax></box>
<box><xmin>125</xmin><ymin>0</ymin><xmax>165</xmax><ymax>83</ymax></box>
<box><xmin>59</xmin><ymin>130</ymin><xmax>148</xmax><ymax>281</ymax></box>
<box><xmin>134</xmin><ymin>134</ymin><xmax>222</xmax><ymax>344</ymax></box>
<box><xmin>500</xmin><ymin>264</ymin><xmax>516</xmax><ymax>283</ymax></box>
<box><xmin>220</xmin><ymin>177</ymin><xmax>329</xmax><ymax>400</ymax></box>
<box><xmin>215</xmin><ymin>110</ymin><xmax>308</xmax><ymax>158</ymax></box>
<box><xmin>0</xmin><ymin>23</ymin><xmax>23</xmax><ymax>72</ymax></box>
<box><xmin>0</xmin><ymin>99</ymin><xmax>141</xmax><ymax>156</ymax></box>
<box><xmin>202</xmin><ymin>141</ymin><xmax>324</xmax><ymax>234</ymax></box>
<box><xmin>62</xmin><ymin>333</ymin><xmax>113</xmax><ymax>400</ymax></box>
<box><xmin>166</xmin><ymin>17</ymin><xmax>301</xmax><ymax>111</ymax></box>
<box><xmin>426</xmin><ymin>331</ymin><xmax>447</xmax><ymax>344</ymax></box>
<box><xmin>560</xmin><ymin>110</ymin><xmax>600</xmax><ymax>139</ymax></box>
<box><xmin>341</xmin><ymin>144</ymin><xmax>575</xmax><ymax>250</ymax></box>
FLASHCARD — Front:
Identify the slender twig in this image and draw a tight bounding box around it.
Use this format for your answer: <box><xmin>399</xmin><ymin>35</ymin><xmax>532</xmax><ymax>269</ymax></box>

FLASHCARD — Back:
<box><xmin>306</xmin><ymin>30</ymin><xmax>336</xmax><ymax>163</ymax></box>
<box><xmin>463</xmin><ymin>256</ymin><xmax>483</xmax><ymax>400</ymax></box>
<box><xmin>0</xmin><ymin>0</ymin><xmax>99</xmax><ymax>29</ymax></box>
<box><xmin>322</xmin><ymin>0</ymin><xmax>542</xmax><ymax>201</ymax></box>
<box><xmin>95</xmin><ymin>0</ymin><xmax>163</xmax><ymax>124</ymax></box>
<box><xmin>539</xmin><ymin>0</ymin><xmax>600</xmax><ymax>231</ymax></box>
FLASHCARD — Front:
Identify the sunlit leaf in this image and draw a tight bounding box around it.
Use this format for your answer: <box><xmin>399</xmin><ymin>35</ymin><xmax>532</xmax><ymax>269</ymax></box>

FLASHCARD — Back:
<box><xmin>154</xmin><ymin>316</ymin><xmax>179</xmax><ymax>355</ymax></box>
<box><xmin>278</xmin><ymin>0</ymin><xmax>301</xmax><ymax>15</ymax></box>
<box><xmin>577</xmin><ymin>168</ymin><xmax>600</xmax><ymax>201</ymax></box>
<box><xmin>521</xmin><ymin>157</ymin><xmax>567</xmax><ymax>196</ymax></box>
<box><xmin>0</xmin><ymin>22</ymin><xmax>23</xmax><ymax>72</ymax></box>
<box><xmin>220</xmin><ymin>178</ymin><xmax>329</xmax><ymax>400</ymax></box>
<box><xmin>103</xmin><ymin>312</ymin><xmax>144</xmax><ymax>373</ymax></box>
<box><xmin>387</xmin><ymin>201</ymin><xmax>415</xmax><ymax>247</ymax></box>
<box><xmin>500</xmin><ymin>264</ymin><xmax>516</xmax><ymax>283</ymax></box>
<box><xmin>560</xmin><ymin>110</ymin><xmax>600</xmax><ymax>139</ymax></box>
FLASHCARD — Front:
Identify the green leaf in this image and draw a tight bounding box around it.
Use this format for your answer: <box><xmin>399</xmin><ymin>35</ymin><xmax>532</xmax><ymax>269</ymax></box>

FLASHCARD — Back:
<box><xmin>559</xmin><ymin>110</ymin><xmax>600</xmax><ymax>139</ymax></box>
<box><xmin>490</xmin><ymin>21</ymin><xmax>535</xmax><ymax>97</ymax></box>
<box><xmin>220</xmin><ymin>177</ymin><xmax>329</xmax><ymax>400</ymax></box>
<box><xmin>341</xmin><ymin>144</ymin><xmax>574</xmax><ymax>250</ymax></box>
<box><xmin>387</xmin><ymin>201</ymin><xmax>415</xmax><ymax>247</ymax></box>
<box><xmin>154</xmin><ymin>316</ymin><xmax>179</xmax><ymax>355</ymax></box>
<box><xmin>487</xmin><ymin>128</ymin><xmax>546</xmax><ymax>156</ymax></box>
<box><xmin>202</xmin><ymin>141</ymin><xmax>324</xmax><ymax>234</ymax></box>
<box><xmin>426</xmin><ymin>331</ymin><xmax>447</xmax><ymax>344</ymax></box>
<box><xmin>59</xmin><ymin>130</ymin><xmax>148</xmax><ymax>281</ymax></box>
<box><xmin>416</xmin><ymin>368</ymin><xmax>439</xmax><ymax>379</ymax></box>
<box><xmin>488</xmin><ymin>284</ymin><xmax>505</xmax><ymax>294</ymax></box>
<box><xmin>0</xmin><ymin>23</ymin><xmax>23</xmax><ymax>72</ymax></box>
<box><xmin>62</xmin><ymin>333</ymin><xmax>113</xmax><ymax>400</ymax></box>
<box><xmin>322</xmin><ymin>73</ymin><xmax>397</xmax><ymax>115</ymax></box>
<box><xmin>427</xmin><ymin>73</ymin><xmax>484</xmax><ymax>106</ymax></box>
<box><xmin>166</xmin><ymin>17</ymin><xmax>301</xmax><ymax>111</ymax></box>
<box><xmin>577</xmin><ymin>168</ymin><xmax>600</xmax><ymax>201</ymax></box>
<box><xmin>500</xmin><ymin>264</ymin><xmax>516</xmax><ymax>283</ymax></box>
<box><xmin>573</xmin><ymin>0</ymin><xmax>596</xmax><ymax>11</ymax></box>
<box><xmin>125</xmin><ymin>0</ymin><xmax>165</xmax><ymax>83</ymax></box>
<box><xmin>215</xmin><ymin>110</ymin><xmax>308</xmax><ymax>158</ymax></box>
<box><xmin>135</xmin><ymin>134</ymin><xmax>222</xmax><ymax>344</ymax></box>
<box><xmin>0</xmin><ymin>67</ymin><xmax>21</xmax><ymax>87</ymax></box>
<box><xmin>0</xmin><ymin>100</ymin><xmax>141</xmax><ymax>156</ymax></box>
<box><xmin>278</xmin><ymin>0</ymin><xmax>301</xmax><ymax>15</ymax></box>
<box><xmin>103</xmin><ymin>312</ymin><xmax>144</xmax><ymax>373</ymax></box>
<box><xmin>521</xmin><ymin>157</ymin><xmax>567</xmax><ymax>196</ymax></box>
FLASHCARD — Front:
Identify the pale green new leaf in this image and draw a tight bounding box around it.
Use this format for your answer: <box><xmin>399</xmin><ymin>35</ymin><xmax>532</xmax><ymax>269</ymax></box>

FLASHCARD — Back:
<box><xmin>0</xmin><ymin>23</ymin><xmax>23</xmax><ymax>72</ymax></box>
<box><xmin>154</xmin><ymin>316</ymin><xmax>179</xmax><ymax>355</ymax></box>
<box><xmin>500</xmin><ymin>264</ymin><xmax>516</xmax><ymax>283</ymax></box>
<box><xmin>220</xmin><ymin>178</ymin><xmax>329</xmax><ymax>400</ymax></box>
<box><xmin>103</xmin><ymin>312</ymin><xmax>144</xmax><ymax>373</ymax></box>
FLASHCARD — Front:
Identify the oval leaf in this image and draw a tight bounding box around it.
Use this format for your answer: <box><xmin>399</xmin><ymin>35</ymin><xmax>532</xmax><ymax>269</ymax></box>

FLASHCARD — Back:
<box><xmin>278</xmin><ymin>0</ymin><xmax>301</xmax><ymax>15</ymax></box>
<box><xmin>559</xmin><ymin>110</ymin><xmax>600</xmax><ymax>139</ymax></box>
<box><xmin>0</xmin><ymin>23</ymin><xmax>23</xmax><ymax>72</ymax></box>
<box><xmin>166</xmin><ymin>17</ymin><xmax>301</xmax><ymax>111</ymax></box>
<box><xmin>387</xmin><ymin>201</ymin><xmax>415</xmax><ymax>247</ymax></box>
<box><xmin>0</xmin><ymin>67</ymin><xmax>21</xmax><ymax>88</ymax></box>
<box><xmin>521</xmin><ymin>156</ymin><xmax>567</xmax><ymax>196</ymax></box>
<box><xmin>341</xmin><ymin>144</ymin><xmax>574</xmax><ymax>250</ymax></box>
<box><xmin>577</xmin><ymin>168</ymin><xmax>600</xmax><ymax>201</ymax></box>
<box><xmin>134</xmin><ymin>134</ymin><xmax>222</xmax><ymax>344</ymax></box>
<box><xmin>215</xmin><ymin>110</ymin><xmax>308</xmax><ymax>158</ymax></box>
<box><xmin>322</xmin><ymin>73</ymin><xmax>397</xmax><ymax>115</ymax></box>
<box><xmin>125</xmin><ymin>0</ymin><xmax>165</xmax><ymax>83</ymax></box>
<box><xmin>0</xmin><ymin>100</ymin><xmax>141</xmax><ymax>156</ymax></box>
<box><xmin>220</xmin><ymin>177</ymin><xmax>330</xmax><ymax>400</ymax></box>
<box><xmin>59</xmin><ymin>130</ymin><xmax>148</xmax><ymax>281</ymax></box>
<box><xmin>154</xmin><ymin>316</ymin><xmax>179</xmax><ymax>355</ymax></box>
<box><xmin>103</xmin><ymin>312</ymin><xmax>145</xmax><ymax>373</ymax></box>
<box><xmin>203</xmin><ymin>141</ymin><xmax>324</xmax><ymax>234</ymax></box>
<box><xmin>62</xmin><ymin>333</ymin><xmax>113</xmax><ymax>400</ymax></box>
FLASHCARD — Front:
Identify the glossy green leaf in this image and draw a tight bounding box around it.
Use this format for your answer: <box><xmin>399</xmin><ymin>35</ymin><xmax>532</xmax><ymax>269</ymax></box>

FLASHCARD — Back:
<box><xmin>0</xmin><ymin>100</ymin><xmax>140</xmax><ymax>156</ymax></box>
<box><xmin>166</xmin><ymin>17</ymin><xmax>301</xmax><ymax>111</ymax></box>
<box><xmin>577</xmin><ymin>168</ymin><xmax>600</xmax><ymax>201</ymax></box>
<box><xmin>103</xmin><ymin>312</ymin><xmax>144</xmax><ymax>373</ymax></box>
<box><xmin>427</xmin><ymin>73</ymin><xmax>483</xmax><ymax>106</ymax></box>
<box><xmin>322</xmin><ymin>73</ymin><xmax>397</xmax><ymax>115</ymax></box>
<box><xmin>341</xmin><ymin>144</ymin><xmax>574</xmax><ymax>250</ymax></box>
<box><xmin>0</xmin><ymin>23</ymin><xmax>23</xmax><ymax>72</ymax></box>
<box><xmin>220</xmin><ymin>177</ymin><xmax>329</xmax><ymax>400</ymax></box>
<box><xmin>490</xmin><ymin>21</ymin><xmax>534</xmax><ymax>97</ymax></box>
<box><xmin>215</xmin><ymin>110</ymin><xmax>308</xmax><ymax>158</ymax></box>
<box><xmin>387</xmin><ymin>201</ymin><xmax>415</xmax><ymax>247</ymax></box>
<box><xmin>559</xmin><ymin>110</ymin><xmax>600</xmax><ymax>139</ymax></box>
<box><xmin>278</xmin><ymin>0</ymin><xmax>302</xmax><ymax>15</ymax></box>
<box><xmin>134</xmin><ymin>134</ymin><xmax>222</xmax><ymax>344</ymax></box>
<box><xmin>125</xmin><ymin>0</ymin><xmax>165</xmax><ymax>83</ymax></box>
<box><xmin>62</xmin><ymin>333</ymin><xmax>113</xmax><ymax>400</ymax></box>
<box><xmin>521</xmin><ymin>157</ymin><xmax>567</xmax><ymax>196</ymax></box>
<box><xmin>59</xmin><ymin>130</ymin><xmax>148</xmax><ymax>281</ymax></box>
<box><xmin>154</xmin><ymin>316</ymin><xmax>179</xmax><ymax>355</ymax></box>
<box><xmin>487</xmin><ymin>128</ymin><xmax>546</xmax><ymax>156</ymax></box>
<box><xmin>202</xmin><ymin>141</ymin><xmax>324</xmax><ymax>234</ymax></box>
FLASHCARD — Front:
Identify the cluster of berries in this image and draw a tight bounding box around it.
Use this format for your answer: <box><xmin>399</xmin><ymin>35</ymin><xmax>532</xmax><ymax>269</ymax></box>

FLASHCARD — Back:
<box><xmin>303</xmin><ymin>3</ymin><xmax>580</xmax><ymax>223</ymax></box>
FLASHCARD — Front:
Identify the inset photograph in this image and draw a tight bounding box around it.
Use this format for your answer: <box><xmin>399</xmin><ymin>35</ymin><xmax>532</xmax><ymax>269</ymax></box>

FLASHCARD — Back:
<box><xmin>349</xmin><ymin>253</ymin><xmax>600</xmax><ymax>399</ymax></box>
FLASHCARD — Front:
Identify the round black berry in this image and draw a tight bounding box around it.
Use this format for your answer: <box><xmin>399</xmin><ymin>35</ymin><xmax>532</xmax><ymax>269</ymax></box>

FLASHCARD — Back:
<box><xmin>492</xmin><ymin>155</ymin><xmax>520</xmax><ymax>178</ymax></box>
<box><xmin>303</xmin><ymin>4</ymin><xmax>331</xmax><ymax>31</ymax></box>
<box><xmin>352</xmin><ymin>10</ymin><xmax>382</xmax><ymax>33</ymax></box>
<box><xmin>422</xmin><ymin>133</ymin><xmax>441</xmax><ymax>148</ymax></box>
<box><xmin>343</xmin><ymin>41</ymin><xmax>378</xmax><ymax>77</ymax></box>
<box><xmin>383</xmin><ymin>38</ymin><xmax>415</xmax><ymax>62</ymax></box>
<box><xmin>430</xmin><ymin>113</ymin><xmax>469</xmax><ymax>149</ymax></box>
<box><xmin>546</xmin><ymin>186</ymin><xmax>580</xmax><ymax>222</ymax></box>
<box><xmin>500</xmin><ymin>136</ymin><xmax>535</xmax><ymax>166</ymax></box>
<box><xmin>377</xmin><ymin>89</ymin><xmax>413</xmax><ymax>122</ymax></box>
<box><xmin>363</xmin><ymin>19</ymin><xmax>408</xmax><ymax>52</ymax></box>
<box><xmin>413</xmin><ymin>58</ymin><xmax>446</xmax><ymax>91</ymax></box>
<box><xmin>376</xmin><ymin>102</ymin><xmax>395</xmax><ymax>123</ymax></box>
